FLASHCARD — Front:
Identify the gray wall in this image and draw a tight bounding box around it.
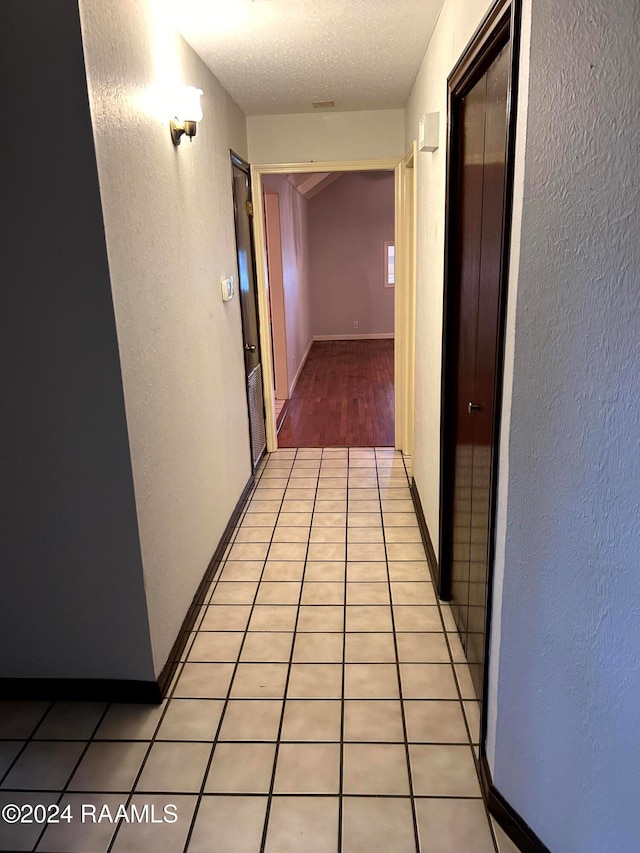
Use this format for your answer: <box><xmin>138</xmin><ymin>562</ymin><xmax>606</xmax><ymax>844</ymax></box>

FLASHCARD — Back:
<box><xmin>487</xmin><ymin>0</ymin><xmax>640</xmax><ymax>850</ymax></box>
<box><xmin>0</xmin><ymin>1</ymin><xmax>154</xmax><ymax>680</ymax></box>
<box><xmin>309</xmin><ymin>172</ymin><xmax>395</xmax><ymax>338</ymax></box>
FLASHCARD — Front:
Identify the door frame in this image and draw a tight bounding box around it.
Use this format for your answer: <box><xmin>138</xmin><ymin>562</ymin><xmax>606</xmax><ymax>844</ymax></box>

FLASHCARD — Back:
<box><xmin>230</xmin><ymin>149</ymin><xmax>267</xmax><ymax>472</ymax></box>
<box><xmin>263</xmin><ymin>190</ymin><xmax>290</xmax><ymax>401</ymax></box>
<box><xmin>438</xmin><ymin>0</ymin><xmax>522</xmax><ymax>748</ymax></box>
<box><xmin>398</xmin><ymin>143</ymin><xmax>418</xmax><ymax>458</ymax></box>
<box><xmin>250</xmin><ymin>158</ymin><xmax>412</xmax><ymax>453</ymax></box>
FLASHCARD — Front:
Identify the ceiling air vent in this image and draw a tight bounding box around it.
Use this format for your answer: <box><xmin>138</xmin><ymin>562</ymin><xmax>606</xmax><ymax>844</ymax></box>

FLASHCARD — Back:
<box><xmin>312</xmin><ymin>100</ymin><xmax>335</xmax><ymax>109</ymax></box>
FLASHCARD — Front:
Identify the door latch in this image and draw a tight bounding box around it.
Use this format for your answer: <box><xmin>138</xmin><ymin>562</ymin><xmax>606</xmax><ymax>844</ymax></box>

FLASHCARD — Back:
<box><xmin>244</xmin><ymin>343</ymin><xmax>257</xmax><ymax>353</ymax></box>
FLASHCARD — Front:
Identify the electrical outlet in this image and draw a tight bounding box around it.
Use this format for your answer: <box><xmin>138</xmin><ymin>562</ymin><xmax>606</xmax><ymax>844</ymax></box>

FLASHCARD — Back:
<box><xmin>353</xmin><ymin>320</ymin><xmax>359</xmax><ymax>329</ymax></box>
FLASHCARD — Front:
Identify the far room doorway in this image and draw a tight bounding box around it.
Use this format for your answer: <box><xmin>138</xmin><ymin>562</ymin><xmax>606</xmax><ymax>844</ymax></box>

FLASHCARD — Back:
<box><xmin>259</xmin><ymin>167</ymin><xmax>396</xmax><ymax>448</ymax></box>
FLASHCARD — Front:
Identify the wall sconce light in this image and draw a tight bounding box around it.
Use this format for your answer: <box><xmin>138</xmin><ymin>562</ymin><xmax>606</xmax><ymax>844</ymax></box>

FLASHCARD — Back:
<box><xmin>170</xmin><ymin>86</ymin><xmax>204</xmax><ymax>145</ymax></box>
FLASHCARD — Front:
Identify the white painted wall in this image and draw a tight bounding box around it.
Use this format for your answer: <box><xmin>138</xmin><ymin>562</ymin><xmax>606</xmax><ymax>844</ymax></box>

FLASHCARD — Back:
<box><xmin>486</xmin><ymin>1</ymin><xmax>640</xmax><ymax>850</ymax></box>
<box><xmin>408</xmin><ymin>0</ymin><xmax>640</xmax><ymax>846</ymax></box>
<box><xmin>262</xmin><ymin>175</ymin><xmax>313</xmax><ymax>394</ymax></box>
<box><xmin>247</xmin><ymin>109</ymin><xmax>405</xmax><ymax>163</ymax></box>
<box><xmin>404</xmin><ymin>0</ymin><xmax>496</xmax><ymax>553</ymax></box>
<box><xmin>485</xmin><ymin>0</ymin><xmax>533</xmax><ymax>792</ymax></box>
<box><xmin>79</xmin><ymin>0</ymin><xmax>252</xmax><ymax>675</ymax></box>
<box><xmin>0</xmin><ymin>0</ymin><xmax>154</xmax><ymax>681</ymax></box>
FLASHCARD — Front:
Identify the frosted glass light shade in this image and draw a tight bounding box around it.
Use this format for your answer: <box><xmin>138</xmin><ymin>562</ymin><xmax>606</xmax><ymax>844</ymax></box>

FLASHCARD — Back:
<box><xmin>177</xmin><ymin>86</ymin><xmax>204</xmax><ymax>122</ymax></box>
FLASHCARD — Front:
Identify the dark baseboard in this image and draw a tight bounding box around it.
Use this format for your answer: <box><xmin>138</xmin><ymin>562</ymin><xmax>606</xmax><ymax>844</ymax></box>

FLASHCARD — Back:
<box><xmin>0</xmin><ymin>678</ymin><xmax>162</xmax><ymax>703</ymax></box>
<box><xmin>480</xmin><ymin>756</ymin><xmax>551</xmax><ymax>853</ymax></box>
<box><xmin>0</xmin><ymin>475</ymin><xmax>255</xmax><ymax>705</ymax></box>
<box><xmin>409</xmin><ymin>479</ymin><xmax>446</xmax><ymax>598</ymax></box>
<box><xmin>156</xmin><ymin>474</ymin><xmax>255</xmax><ymax>697</ymax></box>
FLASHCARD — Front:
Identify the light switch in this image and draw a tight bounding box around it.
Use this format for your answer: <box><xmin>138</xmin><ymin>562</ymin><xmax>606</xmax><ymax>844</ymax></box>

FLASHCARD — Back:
<box><xmin>221</xmin><ymin>276</ymin><xmax>234</xmax><ymax>301</ymax></box>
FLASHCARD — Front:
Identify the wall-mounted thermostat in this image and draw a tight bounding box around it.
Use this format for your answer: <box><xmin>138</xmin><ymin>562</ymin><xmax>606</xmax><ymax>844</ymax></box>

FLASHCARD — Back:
<box><xmin>419</xmin><ymin>112</ymin><xmax>439</xmax><ymax>152</ymax></box>
<box><xmin>220</xmin><ymin>276</ymin><xmax>234</xmax><ymax>301</ymax></box>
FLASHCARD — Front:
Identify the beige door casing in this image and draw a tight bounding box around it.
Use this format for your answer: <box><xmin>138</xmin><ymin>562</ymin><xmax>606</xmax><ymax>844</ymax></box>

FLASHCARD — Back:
<box><xmin>263</xmin><ymin>191</ymin><xmax>289</xmax><ymax>400</ymax></box>
<box><xmin>397</xmin><ymin>143</ymin><xmax>418</xmax><ymax>458</ymax></box>
<box><xmin>250</xmin><ymin>157</ymin><xmax>416</xmax><ymax>454</ymax></box>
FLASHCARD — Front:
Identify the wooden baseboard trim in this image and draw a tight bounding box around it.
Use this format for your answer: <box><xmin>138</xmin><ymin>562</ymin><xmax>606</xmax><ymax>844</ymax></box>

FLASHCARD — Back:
<box><xmin>313</xmin><ymin>333</ymin><xmax>395</xmax><ymax>341</ymax></box>
<box><xmin>0</xmin><ymin>678</ymin><xmax>162</xmax><ymax>703</ymax></box>
<box><xmin>480</xmin><ymin>757</ymin><xmax>551</xmax><ymax>853</ymax></box>
<box><xmin>288</xmin><ymin>339</ymin><xmax>313</xmax><ymax>398</ymax></box>
<box><xmin>0</xmin><ymin>476</ymin><xmax>255</xmax><ymax>705</ymax></box>
<box><xmin>276</xmin><ymin>400</ymin><xmax>289</xmax><ymax>432</ymax></box>
<box><xmin>156</xmin><ymin>474</ymin><xmax>255</xmax><ymax>698</ymax></box>
<box><xmin>409</xmin><ymin>479</ymin><xmax>444</xmax><ymax>598</ymax></box>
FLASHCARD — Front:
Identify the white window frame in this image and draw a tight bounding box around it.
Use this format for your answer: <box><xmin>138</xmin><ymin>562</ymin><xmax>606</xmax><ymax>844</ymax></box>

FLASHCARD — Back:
<box><xmin>384</xmin><ymin>240</ymin><xmax>395</xmax><ymax>287</ymax></box>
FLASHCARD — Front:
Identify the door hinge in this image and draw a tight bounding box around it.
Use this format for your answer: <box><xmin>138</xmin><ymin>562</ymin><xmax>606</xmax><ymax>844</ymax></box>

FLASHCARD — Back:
<box><xmin>246</xmin><ymin>200</ymin><xmax>254</xmax><ymax>217</ymax></box>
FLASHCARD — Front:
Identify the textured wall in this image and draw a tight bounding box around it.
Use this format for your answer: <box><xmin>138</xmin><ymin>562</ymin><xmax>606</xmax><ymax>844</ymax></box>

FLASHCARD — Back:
<box><xmin>308</xmin><ymin>172</ymin><xmax>395</xmax><ymax>338</ymax></box>
<box><xmin>247</xmin><ymin>109</ymin><xmax>405</xmax><ymax>163</ymax></box>
<box><xmin>404</xmin><ymin>0</ymin><xmax>496</xmax><ymax>552</ymax></box>
<box><xmin>79</xmin><ymin>0</ymin><xmax>252</xmax><ymax>674</ymax></box>
<box><xmin>487</xmin><ymin>0</ymin><xmax>640</xmax><ymax>850</ymax></box>
<box><xmin>262</xmin><ymin>175</ymin><xmax>313</xmax><ymax>393</ymax></box>
<box><xmin>0</xmin><ymin>0</ymin><xmax>154</xmax><ymax>680</ymax></box>
<box><xmin>484</xmin><ymin>0</ymin><xmax>533</xmax><ymax>793</ymax></box>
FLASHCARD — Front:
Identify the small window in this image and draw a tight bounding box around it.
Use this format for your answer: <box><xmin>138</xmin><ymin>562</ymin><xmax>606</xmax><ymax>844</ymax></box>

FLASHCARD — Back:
<box><xmin>384</xmin><ymin>241</ymin><xmax>395</xmax><ymax>288</ymax></box>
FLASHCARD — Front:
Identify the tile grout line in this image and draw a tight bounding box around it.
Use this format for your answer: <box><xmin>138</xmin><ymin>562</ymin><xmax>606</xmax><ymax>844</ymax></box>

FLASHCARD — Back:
<box><xmin>101</xmin><ymin>456</ymin><xmax>266</xmax><ymax>851</ymax></box>
<box><xmin>0</xmin><ymin>735</ymin><xmax>498</xmax><ymax>753</ymax></box>
<box><xmin>0</xmin><ymin>449</ymin><xmax>497</xmax><ymax>853</ymax></box>
<box><xmin>0</xmin><ymin>702</ymin><xmax>53</xmax><ymax>791</ymax></box>
<box><xmin>376</xmin><ymin>447</ymin><xmax>422</xmax><ymax>853</ymax></box>
<box><xmin>258</xmin><ymin>447</ymin><xmax>322</xmax><ymax>853</ymax></box>
<box><xmin>29</xmin><ymin>704</ymin><xmax>113</xmax><ymax>852</ymax></box>
<box><xmin>337</xmin><ymin>447</ymin><xmax>350</xmax><ymax>853</ymax></box>
<box><xmin>26</xmin><ymin>681</ymin><xmax>189</xmax><ymax>851</ymax></box>
<box><xmin>0</xmin><ymin>788</ymin><xmax>487</xmax><ymax>799</ymax></box>
<box><xmin>165</xmin><ymin>464</ymin><xmax>274</xmax><ymax>850</ymax></box>
<box><xmin>47</xmin><ymin>659</ymin><xmax>188</xmax><ymax>853</ymax></box>
<box><xmin>105</xmin><ymin>491</ymin><xmax>260</xmax><ymax>853</ymax></box>
<box><xmin>181</xmin><ymin>450</ymin><xmax>299</xmax><ymax>853</ymax></box>
<box><xmin>403</xmin><ymin>454</ymin><xmax>500</xmax><ymax>853</ymax></box>
<box><xmin>201</xmin><ymin>501</ymin><xmax>246</xmax><ymax>607</ymax></box>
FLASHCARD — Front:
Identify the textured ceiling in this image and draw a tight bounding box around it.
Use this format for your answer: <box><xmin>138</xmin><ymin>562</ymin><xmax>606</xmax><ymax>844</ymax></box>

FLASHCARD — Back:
<box><xmin>173</xmin><ymin>0</ymin><xmax>445</xmax><ymax>115</ymax></box>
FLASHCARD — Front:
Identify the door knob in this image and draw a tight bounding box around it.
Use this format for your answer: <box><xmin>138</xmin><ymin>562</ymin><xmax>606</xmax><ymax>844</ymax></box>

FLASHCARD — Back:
<box><xmin>468</xmin><ymin>402</ymin><xmax>482</xmax><ymax>414</ymax></box>
<box><xmin>244</xmin><ymin>343</ymin><xmax>257</xmax><ymax>352</ymax></box>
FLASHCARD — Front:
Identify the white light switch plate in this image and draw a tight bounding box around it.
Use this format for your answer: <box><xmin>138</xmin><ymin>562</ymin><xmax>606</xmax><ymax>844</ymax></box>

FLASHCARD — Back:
<box><xmin>221</xmin><ymin>276</ymin><xmax>234</xmax><ymax>301</ymax></box>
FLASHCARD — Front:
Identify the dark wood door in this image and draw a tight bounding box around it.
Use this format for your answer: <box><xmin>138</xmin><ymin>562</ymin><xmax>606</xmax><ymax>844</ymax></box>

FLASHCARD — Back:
<box><xmin>231</xmin><ymin>153</ymin><xmax>266</xmax><ymax>470</ymax></box>
<box><xmin>446</xmin><ymin>42</ymin><xmax>510</xmax><ymax>701</ymax></box>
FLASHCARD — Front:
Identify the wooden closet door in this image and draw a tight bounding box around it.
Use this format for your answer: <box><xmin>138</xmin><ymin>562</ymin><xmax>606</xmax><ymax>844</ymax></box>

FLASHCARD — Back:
<box><xmin>450</xmin><ymin>73</ymin><xmax>487</xmax><ymax>651</ymax></box>
<box><xmin>466</xmin><ymin>43</ymin><xmax>509</xmax><ymax>698</ymax></box>
<box><xmin>449</xmin><ymin>42</ymin><xmax>510</xmax><ymax>701</ymax></box>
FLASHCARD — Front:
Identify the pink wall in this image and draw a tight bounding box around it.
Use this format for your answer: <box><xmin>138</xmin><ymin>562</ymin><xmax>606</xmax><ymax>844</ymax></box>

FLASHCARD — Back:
<box><xmin>262</xmin><ymin>175</ymin><xmax>312</xmax><ymax>394</ymax></box>
<box><xmin>308</xmin><ymin>171</ymin><xmax>395</xmax><ymax>338</ymax></box>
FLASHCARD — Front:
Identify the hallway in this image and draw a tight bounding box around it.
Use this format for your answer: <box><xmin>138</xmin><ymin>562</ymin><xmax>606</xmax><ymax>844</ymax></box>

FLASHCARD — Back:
<box><xmin>277</xmin><ymin>341</ymin><xmax>395</xmax><ymax>447</ymax></box>
<box><xmin>2</xmin><ymin>0</ymin><xmax>637</xmax><ymax>849</ymax></box>
<box><xmin>0</xmin><ymin>449</ymin><xmax>515</xmax><ymax>853</ymax></box>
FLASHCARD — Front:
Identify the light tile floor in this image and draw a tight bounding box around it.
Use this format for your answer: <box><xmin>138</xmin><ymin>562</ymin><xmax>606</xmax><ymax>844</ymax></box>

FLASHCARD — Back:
<box><xmin>0</xmin><ymin>448</ymin><xmax>518</xmax><ymax>853</ymax></box>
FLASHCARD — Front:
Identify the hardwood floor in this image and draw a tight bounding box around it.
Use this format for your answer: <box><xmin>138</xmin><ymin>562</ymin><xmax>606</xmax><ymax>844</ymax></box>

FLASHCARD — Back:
<box><xmin>277</xmin><ymin>339</ymin><xmax>394</xmax><ymax>447</ymax></box>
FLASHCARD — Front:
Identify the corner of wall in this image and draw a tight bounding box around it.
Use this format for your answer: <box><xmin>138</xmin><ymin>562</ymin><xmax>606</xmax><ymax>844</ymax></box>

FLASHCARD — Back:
<box><xmin>79</xmin><ymin>0</ymin><xmax>253</xmax><ymax>676</ymax></box>
<box><xmin>0</xmin><ymin>0</ymin><xmax>156</xmax><ymax>682</ymax></box>
<box><xmin>485</xmin><ymin>0</ymin><xmax>533</xmax><ymax>773</ymax></box>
